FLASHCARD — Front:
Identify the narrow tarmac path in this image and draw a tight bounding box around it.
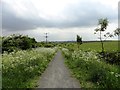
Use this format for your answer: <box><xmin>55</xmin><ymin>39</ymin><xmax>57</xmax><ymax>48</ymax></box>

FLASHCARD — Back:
<box><xmin>37</xmin><ymin>50</ymin><xmax>80</xmax><ymax>88</ymax></box>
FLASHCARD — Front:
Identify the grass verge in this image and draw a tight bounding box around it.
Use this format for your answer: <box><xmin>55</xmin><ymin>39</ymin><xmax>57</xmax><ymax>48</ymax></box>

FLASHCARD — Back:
<box><xmin>2</xmin><ymin>47</ymin><xmax>57</xmax><ymax>89</ymax></box>
<box><xmin>62</xmin><ymin>48</ymin><xmax>120</xmax><ymax>88</ymax></box>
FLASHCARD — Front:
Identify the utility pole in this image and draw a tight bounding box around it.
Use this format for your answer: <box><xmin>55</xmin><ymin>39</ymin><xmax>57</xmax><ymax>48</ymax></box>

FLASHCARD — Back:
<box><xmin>44</xmin><ymin>33</ymin><xmax>48</xmax><ymax>44</ymax></box>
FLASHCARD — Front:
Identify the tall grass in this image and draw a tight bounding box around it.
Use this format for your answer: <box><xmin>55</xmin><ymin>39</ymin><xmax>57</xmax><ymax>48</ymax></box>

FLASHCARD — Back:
<box><xmin>2</xmin><ymin>47</ymin><xmax>57</xmax><ymax>88</ymax></box>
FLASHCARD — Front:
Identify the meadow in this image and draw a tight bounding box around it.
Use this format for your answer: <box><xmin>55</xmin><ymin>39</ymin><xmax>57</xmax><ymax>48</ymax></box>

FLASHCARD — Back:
<box><xmin>62</xmin><ymin>41</ymin><xmax>120</xmax><ymax>88</ymax></box>
<box><xmin>62</xmin><ymin>41</ymin><xmax>119</xmax><ymax>52</ymax></box>
<box><xmin>80</xmin><ymin>41</ymin><xmax>119</xmax><ymax>52</ymax></box>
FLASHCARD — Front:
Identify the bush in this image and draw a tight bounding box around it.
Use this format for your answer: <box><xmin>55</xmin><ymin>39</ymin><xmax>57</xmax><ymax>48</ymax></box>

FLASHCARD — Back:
<box><xmin>2</xmin><ymin>34</ymin><xmax>37</xmax><ymax>53</ymax></box>
<box><xmin>99</xmin><ymin>52</ymin><xmax>120</xmax><ymax>65</ymax></box>
<box><xmin>44</xmin><ymin>44</ymin><xmax>55</xmax><ymax>48</ymax></box>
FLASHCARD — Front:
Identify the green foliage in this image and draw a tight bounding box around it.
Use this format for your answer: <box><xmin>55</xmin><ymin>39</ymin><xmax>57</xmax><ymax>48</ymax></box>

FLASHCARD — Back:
<box><xmin>100</xmin><ymin>52</ymin><xmax>120</xmax><ymax>65</ymax></box>
<box><xmin>98</xmin><ymin>18</ymin><xmax>108</xmax><ymax>31</ymax></box>
<box><xmin>44</xmin><ymin>44</ymin><xmax>55</xmax><ymax>48</ymax></box>
<box><xmin>2</xmin><ymin>34</ymin><xmax>37</xmax><ymax>53</ymax></box>
<box><xmin>2</xmin><ymin>47</ymin><xmax>57</xmax><ymax>88</ymax></box>
<box><xmin>37</xmin><ymin>42</ymin><xmax>57</xmax><ymax>48</ymax></box>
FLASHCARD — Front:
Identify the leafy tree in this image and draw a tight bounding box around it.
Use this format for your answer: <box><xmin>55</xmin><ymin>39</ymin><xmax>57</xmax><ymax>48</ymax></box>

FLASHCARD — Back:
<box><xmin>77</xmin><ymin>35</ymin><xmax>82</xmax><ymax>49</ymax></box>
<box><xmin>94</xmin><ymin>18</ymin><xmax>108</xmax><ymax>53</ymax></box>
<box><xmin>77</xmin><ymin>35</ymin><xmax>82</xmax><ymax>44</ymax></box>
<box><xmin>2</xmin><ymin>34</ymin><xmax>37</xmax><ymax>53</ymax></box>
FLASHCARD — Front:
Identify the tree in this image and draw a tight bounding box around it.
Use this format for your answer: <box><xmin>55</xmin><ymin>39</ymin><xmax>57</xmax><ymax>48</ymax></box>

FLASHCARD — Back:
<box><xmin>77</xmin><ymin>35</ymin><xmax>82</xmax><ymax>44</ymax></box>
<box><xmin>94</xmin><ymin>18</ymin><xmax>108</xmax><ymax>53</ymax></box>
<box><xmin>77</xmin><ymin>35</ymin><xmax>82</xmax><ymax>48</ymax></box>
<box><xmin>2</xmin><ymin>34</ymin><xmax>37</xmax><ymax>53</ymax></box>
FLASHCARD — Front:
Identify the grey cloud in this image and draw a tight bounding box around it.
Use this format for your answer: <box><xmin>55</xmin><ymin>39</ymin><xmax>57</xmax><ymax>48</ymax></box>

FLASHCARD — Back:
<box><xmin>2</xmin><ymin>0</ymin><xmax>117</xmax><ymax>31</ymax></box>
<box><xmin>62</xmin><ymin>1</ymin><xmax>117</xmax><ymax>27</ymax></box>
<box><xmin>2</xmin><ymin>4</ymin><xmax>35</xmax><ymax>30</ymax></box>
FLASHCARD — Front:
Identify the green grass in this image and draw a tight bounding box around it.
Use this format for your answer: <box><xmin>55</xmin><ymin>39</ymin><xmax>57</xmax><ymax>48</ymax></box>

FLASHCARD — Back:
<box><xmin>80</xmin><ymin>41</ymin><xmax>119</xmax><ymax>52</ymax></box>
<box><xmin>62</xmin><ymin>41</ymin><xmax>119</xmax><ymax>52</ymax></box>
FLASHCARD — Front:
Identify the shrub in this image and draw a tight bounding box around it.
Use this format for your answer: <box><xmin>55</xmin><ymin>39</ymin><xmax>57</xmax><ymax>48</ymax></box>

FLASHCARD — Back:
<box><xmin>99</xmin><ymin>52</ymin><xmax>120</xmax><ymax>65</ymax></box>
<box><xmin>2</xmin><ymin>34</ymin><xmax>37</xmax><ymax>53</ymax></box>
<box><xmin>44</xmin><ymin>44</ymin><xmax>55</xmax><ymax>48</ymax></box>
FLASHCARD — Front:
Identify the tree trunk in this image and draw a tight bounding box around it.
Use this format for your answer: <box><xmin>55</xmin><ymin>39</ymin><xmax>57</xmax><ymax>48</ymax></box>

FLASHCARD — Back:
<box><xmin>101</xmin><ymin>40</ymin><xmax>104</xmax><ymax>53</ymax></box>
<box><xmin>100</xmin><ymin>31</ymin><xmax>104</xmax><ymax>53</ymax></box>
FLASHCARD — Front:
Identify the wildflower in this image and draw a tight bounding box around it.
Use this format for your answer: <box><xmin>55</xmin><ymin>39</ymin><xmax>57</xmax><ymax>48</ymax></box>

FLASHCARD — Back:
<box><xmin>110</xmin><ymin>72</ymin><xmax>114</xmax><ymax>75</ymax></box>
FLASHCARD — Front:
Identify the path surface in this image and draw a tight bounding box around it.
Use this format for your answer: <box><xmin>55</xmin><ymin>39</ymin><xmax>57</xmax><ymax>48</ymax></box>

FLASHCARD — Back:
<box><xmin>37</xmin><ymin>50</ymin><xmax>80</xmax><ymax>88</ymax></box>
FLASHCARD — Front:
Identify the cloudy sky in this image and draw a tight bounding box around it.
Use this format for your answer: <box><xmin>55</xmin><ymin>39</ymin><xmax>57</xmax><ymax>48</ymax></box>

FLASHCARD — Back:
<box><xmin>1</xmin><ymin>0</ymin><xmax>119</xmax><ymax>41</ymax></box>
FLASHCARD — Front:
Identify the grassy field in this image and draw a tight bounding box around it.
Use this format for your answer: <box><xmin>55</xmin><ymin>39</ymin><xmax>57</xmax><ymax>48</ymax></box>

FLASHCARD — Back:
<box><xmin>62</xmin><ymin>41</ymin><xmax>120</xmax><ymax>88</ymax></box>
<box><xmin>80</xmin><ymin>41</ymin><xmax>119</xmax><ymax>52</ymax></box>
<box><xmin>62</xmin><ymin>41</ymin><xmax>119</xmax><ymax>52</ymax></box>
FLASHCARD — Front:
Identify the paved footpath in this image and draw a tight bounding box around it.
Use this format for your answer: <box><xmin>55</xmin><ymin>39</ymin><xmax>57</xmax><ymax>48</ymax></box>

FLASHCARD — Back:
<box><xmin>37</xmin><ymin>50</ymin><xmax>81</xmax><ymax>88</ymax></box>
